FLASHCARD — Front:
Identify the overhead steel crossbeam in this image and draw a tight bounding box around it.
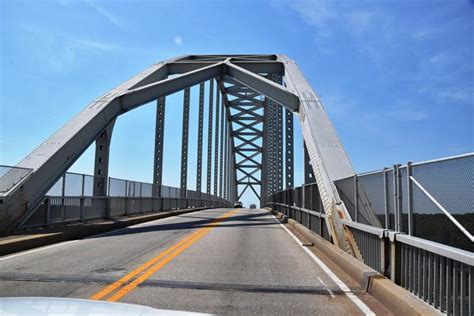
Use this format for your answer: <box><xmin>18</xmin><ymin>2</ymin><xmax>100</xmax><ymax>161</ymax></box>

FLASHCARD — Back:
<box><xmin>1</xmin><ymin>54</ymin><xmax>362</xmax><ymax>260</ymax></box>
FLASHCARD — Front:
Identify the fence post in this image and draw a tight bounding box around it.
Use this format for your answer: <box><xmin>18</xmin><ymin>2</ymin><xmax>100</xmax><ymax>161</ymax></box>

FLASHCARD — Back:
<box><xmin>124</xmin><ymin>180</ymin><xmax>128</xmax><ymax>216</ymax></box>
<box><xmin>61</xmin><ymin>175</ymin><xmax>66</xmax><ymax>222</ymax></box>
<box><xmin>383</xmin><ymin>168</ymin><xmax>389</xmax><ymax>229</ymax></box>
<box><xmin>139</xmin><ymin>182</ymin><xmax>143</xmax><ymax>213</ymax></box>
<box><xmin>407</xmin><ymin>162</ymin><xmax>413</xmax><ymax>236</ymax></box>
<box><xmin>393</xmin><ymin>164</ymin><xmax>400</xmax><ymax>232</ymax></box>
<box><xmin>81</xmin><ymin>175</ymin><xmax>85</xmax><ymax>222</ymax></box>
<box><xmin>354</xmin><ymin>175</ymin><xmax>359</xmax><ymax>222</ymax></box>
<box><xmin>46</xmin><ymin>198</ymin><xmax>51</xmax><ymax>226</ymax></box>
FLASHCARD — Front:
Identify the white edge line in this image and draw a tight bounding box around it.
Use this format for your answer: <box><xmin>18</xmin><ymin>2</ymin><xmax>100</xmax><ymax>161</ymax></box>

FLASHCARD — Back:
<box><xmin>0</xmin><ymin>208</ymin><xmax>219</xmax><ymax>262</ymax></box>
<box><xmin>0</xmin><ymin>240</ymin><xmax>79</xmax><ymax>262</ymax></box>
<box><xmin>317</xmin><ymin>276</ymin><xmax>335</xmax><ymax>298</ymax></box>
<box><xmin>271</xmin><ymin>214</ymin><xmax>375</xmax><ymax>316</ymax></box>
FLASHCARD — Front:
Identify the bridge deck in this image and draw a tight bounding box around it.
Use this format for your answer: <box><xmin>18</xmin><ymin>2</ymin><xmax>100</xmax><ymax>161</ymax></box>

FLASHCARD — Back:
<box><xmin>0</xmin><ymin>208</ymin><xmax>390</xmax><ymax>315</ymax></box>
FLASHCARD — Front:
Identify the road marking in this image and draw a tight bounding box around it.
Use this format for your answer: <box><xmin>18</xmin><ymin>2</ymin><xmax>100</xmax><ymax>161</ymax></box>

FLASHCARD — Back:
<box><xmin>0</xmin><ymin>240</ymin><xmax>79</xmax><ymax>262</ymax></box>
<box><xmin>317</xmin><ymin>276</ymin><xmax>335</xmax><ymax>298</ymax></box>
<box><xmin>272</xmin><ymin>214</ymin><xmax>376</xmax><ymax>316</ymax></box>
<box><xmin>90</xmin><ymin>208</ymin><xmax>238</xmax><ymax>301</ymax></box>
<box><xmin>0</xmin><ymin>209</ymin><xmax>215</xmax><ymax>262</ymax></box>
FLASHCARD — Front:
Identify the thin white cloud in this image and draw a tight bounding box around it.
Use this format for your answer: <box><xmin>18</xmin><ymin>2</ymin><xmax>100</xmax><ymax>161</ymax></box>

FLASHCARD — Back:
<box><xmin>19</xmin><ymin>23</ymin><xmax>120</xmax><ymax>73</ymax></box>
<box><xmin>85</xmin><ymin>0</ymin><xmax>122</xmax><ymax>28</ymax></box>
<box><xmin>174</xmin><ymin>35</ymin><xmax>183</xmax><ymax>46</ymax></box>
<box><xmin>73</xmin><ymin>38</ymin><xmax>120</xmax><ymax>51</ymax></box>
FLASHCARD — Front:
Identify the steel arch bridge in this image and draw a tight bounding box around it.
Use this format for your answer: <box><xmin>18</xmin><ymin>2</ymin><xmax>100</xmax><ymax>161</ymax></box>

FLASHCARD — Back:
<box><xmin>0</xmin><ymin>54</ymin><xmax>361</xmax><ymax>257</ymax></box>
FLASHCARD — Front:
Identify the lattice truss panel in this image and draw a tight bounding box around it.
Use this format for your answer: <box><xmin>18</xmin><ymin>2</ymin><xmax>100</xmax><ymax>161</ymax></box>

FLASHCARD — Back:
<box><xmin>220</xmin><ymin>79</ymin><xmax>264</xmax><ymax>201</ymax></box>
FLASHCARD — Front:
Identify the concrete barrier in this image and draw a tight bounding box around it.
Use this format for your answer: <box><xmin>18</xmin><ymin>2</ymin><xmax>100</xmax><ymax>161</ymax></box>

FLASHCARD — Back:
<box><xmin>271</xmin><ymin>210</ymin><xmax>440</xmax><ymax>316</ymax></box>
<box><xmin>0</xmin><ymin>208</ymin><xmax>210</xmax><ymax>257</ymax></box>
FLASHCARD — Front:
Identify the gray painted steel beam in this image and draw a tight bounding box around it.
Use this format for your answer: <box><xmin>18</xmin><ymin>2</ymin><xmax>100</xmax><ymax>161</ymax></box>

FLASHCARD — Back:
<box><xmin>196</xmin><ymin>83</ymin><xmax>205</xmax><ymax>192</ymax></box>
<box><xmin>285</xmin><ymin>109</ymin><xmax>294</xmax><ymax>189</ymax></box>
<box><xmin>153</xmin><ymin>97</ymin><xmax>166</xmax><ymax>197</ymax></box>
<box><xmin>213</xmin><ymin>88</ymin><xmax>220</xmax><ymax>196</ymax></box>
<box><xmin>206</xmin><ymin>80</ymin><xmax>214</xmax><ymax>194</ymax></box>
<box><xmin>225</xmin><ymin>63</ymin><xmax>299</xmax><ymax>112</ymax></box>
<box><xmin>93</xmin><ymin>120</ymin><xmax>115</xmax><ymax>197</ymax></box>
<box><xmin>122</xmin><ymin>63</ymin><xmax>225</xmax><ymax>111</ymax></box>
<box><xmin>219</xmin><ymin>95</ymin><xmax>225</xmax><ymax>197</ymax></box>
<box><xmin>180</xmin><ymin>88</ymin><xmax>190</xmax><ymax>195</ymax></box>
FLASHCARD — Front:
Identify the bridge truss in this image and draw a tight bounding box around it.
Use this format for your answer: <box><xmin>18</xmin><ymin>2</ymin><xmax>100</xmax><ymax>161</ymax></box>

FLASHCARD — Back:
<box><xmin>0</xmin><ymin>54</ymin><xmax>361</xmax><ymax>257</ymax></box>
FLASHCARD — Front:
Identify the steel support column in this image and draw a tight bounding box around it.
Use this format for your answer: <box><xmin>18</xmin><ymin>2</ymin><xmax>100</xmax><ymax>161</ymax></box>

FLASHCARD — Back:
<box><xmin>153</xmin><ymin>97</ymin><xmax>166</xmax><ymax>197</ymax></box>
<box><xmin>260</xmin><ymin>97</ymin><xmax>269</xmax><ymax>203</ymax></box>
<box><xmin>180</xmin><ymin>88</ymin><xmax>190</xmax><ymax>196</ymax></box>
<box><xmin>285</xmin><ymin>109</ymin><xmax>294</xmax><ymax>189</ymax></box>
<box><xmin>206</xmin><ymin>80</ymin><xmax>214</xmax><ymax>194</ymax></box>
<box><xmin>219</xmin><ymin>95</ymin><xmax>225</xmax><ymax>197</ymax></box>
<box><xmin>277</xmin><ymin>76</ymin><xmax>284</xmax><ymax>192</ymax></box>
<box><xmin>223</xmin><ymin>112</ymin><xmax>228</xmax><ymax>199</ymax></box>
<box><xmin>196</xmin><ymin>82</ymin><xmax>205</xmax><ymax>192</ymax></box>
<box><xmin>93</xmin><ymin>120</ymin><xmax>115</xmax><ymax>196</ymax></box>
<box><xmin>213</xmin><ymin>87</ymin><xmax>220</xmax><ymax>196</ymax></box>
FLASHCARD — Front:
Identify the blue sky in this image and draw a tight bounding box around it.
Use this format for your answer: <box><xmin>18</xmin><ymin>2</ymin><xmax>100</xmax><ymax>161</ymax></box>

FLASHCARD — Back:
<box><xmin>0</xmin><ymin>0</ymin><xmax>473</xmax><ymax>205</ymax></box>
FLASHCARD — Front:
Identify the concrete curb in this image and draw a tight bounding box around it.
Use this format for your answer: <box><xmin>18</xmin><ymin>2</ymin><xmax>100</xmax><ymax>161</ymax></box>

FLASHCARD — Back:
<box><xmin>0</xmin><ymin>208</ymin><xmax>210</xmax><ymax>257</ymax></box>
<box><xmin>271</xmin><ymin>210</ymin><xmax>440</xmax><ymax>316</ymax></box>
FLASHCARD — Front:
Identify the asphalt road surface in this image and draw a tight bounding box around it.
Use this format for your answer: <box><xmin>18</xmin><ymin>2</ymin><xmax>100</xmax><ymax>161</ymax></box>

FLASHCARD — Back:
<box><xmin>0</xmin><ymin>208</ymin><xmax>390</xmax><ymax>315</ymax></box>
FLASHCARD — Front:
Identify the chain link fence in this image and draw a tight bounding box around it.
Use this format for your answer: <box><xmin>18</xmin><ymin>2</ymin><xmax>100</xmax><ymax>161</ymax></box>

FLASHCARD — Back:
<box><xmin>335</xmin><ymin>153</ymin><xmax>473</xmax><ymax>251</ymax></box>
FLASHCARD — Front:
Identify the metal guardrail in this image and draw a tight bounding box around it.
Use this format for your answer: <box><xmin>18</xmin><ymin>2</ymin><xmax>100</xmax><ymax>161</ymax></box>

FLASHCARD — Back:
<box><xmin>265</xmin><ymin>153</ymin><xmax>474</xmax><ymax>316</ymax></box>
<box><xmin>267</xmin><ymin>198</ymin><xmax>473</xmax><ymax>316</ymax></box>
<box><xmin>16</xmin><ymin>171</ymin><xmax>231</xmax><ymax>229</ymax></box>
<box><xmin>343</xmin><ymin>220</ymin><xmax>473</xmax><ymax>316</ymax></box>
<box><xmin>335</xmin><ymin>153</ymin><xmax>473</xmax><ymax>251</ymax></box>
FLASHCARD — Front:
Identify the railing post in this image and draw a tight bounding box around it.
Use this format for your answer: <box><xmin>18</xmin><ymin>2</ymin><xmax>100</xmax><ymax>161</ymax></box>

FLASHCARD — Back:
<box><xmin>407</xmin><ymin>162</ymin><xmax>414</xmax><ymax>236</ymax></box>
<box><xmin>389</xmin><ymin>233</ymin><xmax>401</xmax><ymax>283</ymax></box>
<box><xmin>380</xmin><ymin>236</ymin><xmax>386</xmax><ymax>274</ymax></box>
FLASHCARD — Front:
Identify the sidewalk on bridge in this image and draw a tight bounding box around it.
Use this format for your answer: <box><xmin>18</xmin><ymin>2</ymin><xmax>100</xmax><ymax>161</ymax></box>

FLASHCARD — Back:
<box><xmin>0</xmin><ymin>207</ymin><xmax>210</xmax><ymax>257</ymax></box>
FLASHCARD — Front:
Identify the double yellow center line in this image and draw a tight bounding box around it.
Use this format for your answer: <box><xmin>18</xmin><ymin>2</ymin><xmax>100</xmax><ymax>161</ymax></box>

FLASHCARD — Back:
<box><xmin>90</xmin><ymin>209</ymin><xmax>238</xmax><ymax>302</ymax></box>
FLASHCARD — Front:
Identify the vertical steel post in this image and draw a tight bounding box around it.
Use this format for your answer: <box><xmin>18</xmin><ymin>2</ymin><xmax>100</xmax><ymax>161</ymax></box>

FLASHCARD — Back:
<box><xmin>393</xmin><ymin>164</ymin><xmax>399</xmax><ymax>232</ymax></box>
<box><xmin>407</xmin><ymin>162</ymin><xmax>414</xmax><ymax>236</ymax></box>
<box><xmin>260</xmin><ymin>97</ymin><xmax>269</xmax><ymax>204</ymax></box>
<box><xmin>80</xmin><ymin>174</ymin><xmax>85</xmax><ymax>222</ymax></box>
<box><xmin>153</xmin><ymin>97</ymin><xmax>166</xmax><ymax>197</ymax></box>
<box><xmin>61</xmin><ymin>175</ymin><xmax>66</xmax><ymax>221</ymax></box>
<box><xmin>393</xmin><ymin>164</ymin><xmax>402</xmax><ymax>232</ymax></box>
<box><xmin>206</xmin><ymin>80</ymin><xmax>214</xmax><ymax>194</ymax></box>
<box><xmin>214</xmin><ymin>87</ymin><xmax>220</xmax><ymax>196</ymax></box>
<box><xmin>277</xmin><ymin>98</ymin><xmax>283</xmax><ymax>192</ymax></box>
<box><xmin>196</xmin><ymin>83</ymin><xmax>205</xmax><ymax>192</ymax></box>
<box><xmin>383</xmin><ymin>167</ymin><xmax>389</xmax><ymax>229</ymax></box>
<box><xmin>223</xmin><ymin>113</ymin><xmax>228</xmax><ymax>200</ymax></box>
<box><xmin>93</xmin><ymin>120</ymin><xmax>115</xmax><ymax>196</ymax></box>
<box><xmin>354</xmin><ymin>175</ymin><xmax>359</xmax><ymax>222</ymax></box>
<box><xmin>180</xmin><ymin>88</ymin><xmax>190</xmax><ymax>197</ymax></box>
<box><xmin>285</xmin><ymin>109</ymin><xmax>294</xmax><ymax>189</ymax></box>
<box><xmin>219</xmin><ymin>95</ymin><xmax>225</xmax><ymax>197</ymax></box>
